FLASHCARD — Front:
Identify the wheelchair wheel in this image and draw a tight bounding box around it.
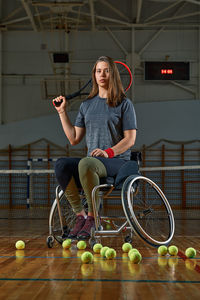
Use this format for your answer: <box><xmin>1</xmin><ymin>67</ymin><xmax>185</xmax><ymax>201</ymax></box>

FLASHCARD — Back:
<box><xmin>121</xmin><ymin>175</ymin><xmax>175</xmax><ymax>247</ymax></box>
<box><xmin>51</xmin><ymin>192</ymin><xmax>88</xmax><ymax>244</ymax></box>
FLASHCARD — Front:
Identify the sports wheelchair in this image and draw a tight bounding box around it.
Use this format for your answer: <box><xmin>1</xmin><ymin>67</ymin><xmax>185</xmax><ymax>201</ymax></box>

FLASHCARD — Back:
<box><xmin>46</xmin><ymin>152</ymin><xmax>175</xmax><ymax>248</ymax></box>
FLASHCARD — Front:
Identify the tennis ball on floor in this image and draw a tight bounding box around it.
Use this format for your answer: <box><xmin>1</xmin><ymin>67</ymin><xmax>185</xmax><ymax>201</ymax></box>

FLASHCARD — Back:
<box><xmin>62</xmin><ymin>239</ymin><xmax>71</xmax><ymax>249</ymax></box>
<box><xmin>129</xmin><ymin>252</ymin><xmax>142</xmax><ymax>264</ymax></box>
<box><xmin>185</xmin><ymin>247</ymin><xmax>196</xmax><ymax>258</ymax></box>
<box><xmin>105</xmin><ymin>248</ymin><xmax>116</xmax><ymax>260</ymax></box>
<box><xmin>122</xmin><ymin>243</ymin><xmax>132</xmax><ymax>253</ymax></box>
<box><xmin>15</xmin><ymin>240</ymin><xmax>25</xmax><ymax>250</ymax></box>
<box><xmin>168</xmin><ymin>245</ymin><xmax>178</xmax><ymax>256</ymax></box>
<box><xmin>81</xmin><ymin>251</ymin><xmax>93</xmax><ymax>264</ymax></box>
<box><xmin>158</xmin><ymin>245</ymin><xmax>168</xmax><ymax>256</ymax></box>
<box><xmin>100</xmin><ymin>246</ymin><xmax>109</xmax><ymax>257</ymax></box>
<box><xmin>77</xmin><ymin>240</ymin><xmax>87</xmax><ymax>250</ymax></box>
<box><xmin>128</xmin><ymin>248</ymin><xmax>139</xmax><ymax>258</ymax></box>
<box><xmin>93</xmin><ymin>243</ymin><xmax>103</xmax><ymax>253</ymax></box>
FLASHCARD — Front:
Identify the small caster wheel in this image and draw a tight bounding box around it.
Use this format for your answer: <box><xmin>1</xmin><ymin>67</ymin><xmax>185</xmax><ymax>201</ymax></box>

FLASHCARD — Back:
<box><xmin>124</xmin><ymin>235</ymin><xmax>132</xmax><ymax>243</ymax></box>
<box><xmin>98</xmin><ymin>225</ymin><xmax>103</xmax><ymax>231</ymax></box>
<box><xmin>47</xmin><ymin>236</ymin><xmax>54</xmax><ymax>248</ymax></box>
<box><xmin>89</xmin><ymin>238</ymin><xmax>97</xmax><ymax>248</ymax></box>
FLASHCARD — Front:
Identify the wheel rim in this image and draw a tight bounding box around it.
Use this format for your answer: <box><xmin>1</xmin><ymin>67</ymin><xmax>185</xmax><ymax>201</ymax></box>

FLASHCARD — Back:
<box><xmin>122</xmin><ymin>175</ymin><xmax>175</xmax><ymax>247</ymax></box>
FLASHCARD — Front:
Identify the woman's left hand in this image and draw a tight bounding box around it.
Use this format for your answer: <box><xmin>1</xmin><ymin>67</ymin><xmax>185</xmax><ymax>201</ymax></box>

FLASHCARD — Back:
<box><xmin>90</xmin><ymin>148</ymin><xmax>108</xmax><ymax>158</ymax></box>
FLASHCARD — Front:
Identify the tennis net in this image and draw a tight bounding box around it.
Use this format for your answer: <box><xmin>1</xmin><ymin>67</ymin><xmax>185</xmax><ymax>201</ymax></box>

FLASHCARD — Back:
<box><xmin>0</xmin><ymin>165</ymin><xmax>199</xmax><ymax>219</ymax></box>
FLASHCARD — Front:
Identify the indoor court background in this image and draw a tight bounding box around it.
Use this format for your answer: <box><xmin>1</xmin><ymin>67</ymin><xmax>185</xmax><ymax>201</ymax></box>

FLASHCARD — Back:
<box><xmin>0</xmin><ymin>1</ymin><xmax>200</xmax><ymax>299</ymax></box>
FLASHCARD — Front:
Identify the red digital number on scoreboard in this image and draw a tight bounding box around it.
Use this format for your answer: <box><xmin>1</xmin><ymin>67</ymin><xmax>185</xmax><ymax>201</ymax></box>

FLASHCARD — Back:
<box><xmin>161</xmin><ymin>69</ymin><xmax>173</xmax><ymax>74</ymax></box>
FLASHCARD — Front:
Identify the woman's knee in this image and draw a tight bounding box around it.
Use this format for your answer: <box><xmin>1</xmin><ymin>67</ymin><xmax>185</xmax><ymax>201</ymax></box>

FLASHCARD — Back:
<box><xmin>78</xmin><ymin>157</ymin><xmax>107</xmax><ymax>177</ymax></box>
<box><xmin>55</xmin><ymin>157</ymin><xmax>80</xmax><ymax>177</ymax></box>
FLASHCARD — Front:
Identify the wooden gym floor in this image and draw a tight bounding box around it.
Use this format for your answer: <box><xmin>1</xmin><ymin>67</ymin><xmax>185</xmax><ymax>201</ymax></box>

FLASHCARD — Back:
<box><xmin>0</xmin><ymin>217</ymin><xmax>199</xmax><ymax>300</ymax></box>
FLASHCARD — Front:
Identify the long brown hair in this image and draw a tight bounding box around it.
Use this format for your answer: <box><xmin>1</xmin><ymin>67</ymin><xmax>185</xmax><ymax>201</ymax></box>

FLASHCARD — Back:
<box><xmin>87</xmin><ymin>56</ymin><xmax>126</xmax><ymax>107</ymax></box>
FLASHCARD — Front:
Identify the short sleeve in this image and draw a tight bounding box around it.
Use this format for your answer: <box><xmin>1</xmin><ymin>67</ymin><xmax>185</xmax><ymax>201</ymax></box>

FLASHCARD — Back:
<box><xmin>74</xmin><ymin>103</ymin><xmax>85</xmax><ymax>128</ymax></box>
<box><xmin>122</xmin><ymin>99</ymin><xmax>137</xmax><ymax>131</ymax></box>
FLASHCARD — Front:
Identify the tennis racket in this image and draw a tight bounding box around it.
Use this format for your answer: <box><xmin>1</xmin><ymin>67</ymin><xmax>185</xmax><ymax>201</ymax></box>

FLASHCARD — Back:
<box><xmin>53</xmin><ymin>61</ymin><xmax>132</xmax><ymax>107</ymax></box>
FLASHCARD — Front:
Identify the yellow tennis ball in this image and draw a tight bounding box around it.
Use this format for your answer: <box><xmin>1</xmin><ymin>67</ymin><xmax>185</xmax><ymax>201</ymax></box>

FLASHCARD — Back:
<box><xmin>100</xmin><ymin>246</ymin><xmax>109</xmax><ymax>257</ymax></box>
<box><xmin>62</xmin><ymin>239</ymin><xmax>71</xmax><ymax>249</ymax></box>
<box><xmin>15</xmin><ymin>240</ymin><xmax>25</xmax><ymax>250</ymax></box>
<box><xmin>105</xmin><ymin>220</ymin><xmax>112</xmax><ymax>230</ymax></box>
<box><xmin>128</xmin><ymin>248</ymin><xmax>139</xmax><ymax>258</ymax></box>
<box><xmin>129</xmin><ymin>252</ymin><xmax>142</xmax><ymax>264</ymax></box>
<box><xmin>122</xmin><ymin>243</ymin><xmax>132</xmax><ymax>253</ymax></box>
<box><xmin>168</xmin><ymin>245</ymin><xmax>178</xmax><ymax>256</ymax></box>
<box><xmin>105</xmin><ymin>248</ymin><xmax>116</xmax><ymax>260</ymax></box>
<box><xmin>77</xmin><ymin>240</ymin><xmax>87</xmax><ymax>250</ymax></box>
<box><xmin>158</xmin><ymin>245</ymin><xmax>168</xmax><ymax>256</ymax></box>
<box><xmin>81</xmin><ymin>251</ymin><xmax>93</xmax><ymax>264</ymax></box>
<box><xmin>93</xmin><ymin>243</ymin><xmax>103</xmax><ymax>253</ymax></box>
<box><xmin>185</xmin><ymin>247</ymin><xmax>196</xmax><ymax>258</ymax></box>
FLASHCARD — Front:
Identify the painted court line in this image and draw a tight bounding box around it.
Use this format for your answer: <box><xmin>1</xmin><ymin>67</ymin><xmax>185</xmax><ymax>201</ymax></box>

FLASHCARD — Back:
<box><xmin>0</xmin><ymin>278</ymin><xmax>200</xmax><ymax>283</ymax></box>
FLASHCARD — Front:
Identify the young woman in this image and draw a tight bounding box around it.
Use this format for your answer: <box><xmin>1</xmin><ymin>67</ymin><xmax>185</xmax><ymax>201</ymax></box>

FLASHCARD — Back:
<box><xmin>53</xmin><ymin>56</ymin><xmax>137</xmax><ymax>240</ymax></box>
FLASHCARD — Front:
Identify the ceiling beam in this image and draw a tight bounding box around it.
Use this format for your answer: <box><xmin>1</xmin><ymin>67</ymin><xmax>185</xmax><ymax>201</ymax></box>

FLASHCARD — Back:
<box><xmin>21</xmin><ymin>0</ymin><xmax>38</xmax><ymax>31</ymax></box>
<box><xmin>88</xmin><ymin>0</ymin><xmax>95</xmax><ymax>31</ymax></box>
<box><xmin>1</xmin><ymin>6</ymin><xmax>24</xmax><ymax>22</ymax></box>
<box><xmin>100</xmin><ymin>0</ymin><xmax>129</xmax><ymax>22</ymax></box>
<box><xmin>136</xmin><ymin>0</ymin><xmax>143</xmax><ymax>24</ymax></box>
<box><xmin>146</xmin><ymin>10</ymin><xmax>200</xmax><ymax>25</ymax></box>
<box><xmin>0</xmin><ymin>11</ymin><xmax>49</xmax><ymax>26</ymax></box>
<box><xmin>144</xmin><ymin>0</ymin><xmax>182</xmax><ymax>23</ymax></box>
<box><xmin>105</xmin><ymin>26</ymin><xmax>128</xmax><ymax>56</ymax></box>
<box><xmin>184</xmin><ymin>0</ymin><xmax>200</xmax><ymax>5</ymax></box>
<box><xmin>32</xmin><ymin>1</ymin><xmax>84</xmax><ymax>8</ymax></box>
<box><xmin>70</xmin><ymin>8</ymin><xmax>131</xmax><ymax>26</ymax></box>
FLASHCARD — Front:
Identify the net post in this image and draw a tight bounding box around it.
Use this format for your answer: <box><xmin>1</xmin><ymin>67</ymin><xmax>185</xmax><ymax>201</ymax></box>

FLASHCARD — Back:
<box><xmin>27</xmin><ymin>159</ymin><xmax>32</xmax><ymax>209</ymax></box>
<box><xmin>142</xmin><ymin>144</ymin><xmax>146</xmax><ymax>205</ymax></box>
<box><xmin>8</xmin><ymin>144</ymin><xmax>12</xmax><ymax>209</ymax></box>
<box><xmin>47</xmin><ymin>145</ymin><xmax>50</xmax><ymax>207</ymax></box>
<box><xmin>161</xmin><ymin>144</ymin><xmax>165</xmax><ymax>193</ymax></box>
<box><xmin>181</xmin><ymin>144</ymin><xmax>185</xmax><ymax>209</ymax></box>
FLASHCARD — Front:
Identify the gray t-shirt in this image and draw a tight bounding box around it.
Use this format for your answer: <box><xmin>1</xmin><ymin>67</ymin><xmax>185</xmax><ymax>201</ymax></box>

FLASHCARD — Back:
<box><xmin>75</xmin><ymin>95</ymin><xmax>137</xmax><ymax>160</ymax></box>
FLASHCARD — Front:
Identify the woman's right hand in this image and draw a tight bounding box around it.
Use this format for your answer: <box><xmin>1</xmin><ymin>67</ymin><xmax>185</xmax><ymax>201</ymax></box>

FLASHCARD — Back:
<box><xmin>52</xmin><ymin>95</ymin><xmax>66</xmax><ymax>114</ymax></box>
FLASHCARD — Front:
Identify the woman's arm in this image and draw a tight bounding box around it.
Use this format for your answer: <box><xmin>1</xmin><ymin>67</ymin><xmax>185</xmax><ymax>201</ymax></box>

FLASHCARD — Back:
<box><xmin>53</xmin><ymin>95</ymin><xmax>85</xmax><ymax>145</ymax></box>
<box><xmin>111</xmin><ymin>129</ymin><xmax>136</xmax><ymax>156</ymax></box>
<box><xmin>91</xmin><ymin>129</ymin><xmax>136</xmax><ymax>157</ymax></box>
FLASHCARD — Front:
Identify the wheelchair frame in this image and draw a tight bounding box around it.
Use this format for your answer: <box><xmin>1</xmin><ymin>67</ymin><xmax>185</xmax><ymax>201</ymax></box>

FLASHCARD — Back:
<box><xmin>47</xmin><ymin>159</ymin><xmax>175</xmax><ymax>249</ymax></box>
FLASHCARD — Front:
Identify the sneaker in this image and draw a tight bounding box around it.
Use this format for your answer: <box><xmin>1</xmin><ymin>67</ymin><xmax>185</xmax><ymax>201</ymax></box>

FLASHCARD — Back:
<box><xmin>77</xmin><ymin>216</ymin><xmax>95</xmax><ymax>240</ymax></box>
<box><xmin>68</xmin><ymin>215</ymin><xmax>86</xmax><ymax>239</ymax></box>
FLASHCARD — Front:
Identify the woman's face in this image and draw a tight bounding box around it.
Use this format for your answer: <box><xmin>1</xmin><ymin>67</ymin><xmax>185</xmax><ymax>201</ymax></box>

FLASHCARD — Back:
<box><xmin>95</xmin><ymin>61</ymin><xmax>110</xmax><ymax>89</ymax></box>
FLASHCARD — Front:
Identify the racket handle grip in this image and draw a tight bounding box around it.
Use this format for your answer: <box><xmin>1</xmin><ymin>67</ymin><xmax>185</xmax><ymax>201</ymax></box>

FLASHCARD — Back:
<box><xmin>53</xmin><ymin>99</ymin><xmax>63</xmax><ymax>107</ymax></box>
